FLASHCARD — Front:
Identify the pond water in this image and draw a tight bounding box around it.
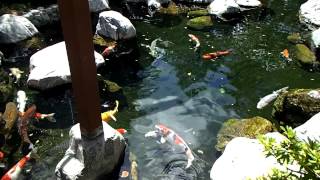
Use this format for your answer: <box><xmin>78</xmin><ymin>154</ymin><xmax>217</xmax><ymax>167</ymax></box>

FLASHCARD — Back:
<box><xmin>2</xmin><ymin>0</ymin><xmax>320</xmax><ymax>179</ymax></box>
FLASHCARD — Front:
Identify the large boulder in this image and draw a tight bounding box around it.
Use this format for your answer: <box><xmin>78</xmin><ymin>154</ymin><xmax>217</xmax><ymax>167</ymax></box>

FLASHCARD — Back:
<box><xmin>207</xmin><ymin>0</ymin><xmax>241</xmax><ymax>21</ymax></box>
<box><xmin>216</xmin><ymin>116</ymin><xmax>273</xmax><ymax>151</ymax></box>
<box><xmin>210</xmin><ymin>112</ymin><xmax>320</xmax><ymax>180</ymax></box>
<box><xmin>22</xmin><ymin>5</ymin><xmax>59</xmax><ymax>27</ymax></box>
<box><xmin>27</xmin><ymin>42</ymin><xmax>105</xmax><ymax>90</ymax></box>
<box><xmin>0</xmin><ymin>14</ymin><xmax>38</xmax><ymax>44</ymax></box>
<box><xmin>299</xmin><ymin>0</ymin><xmax>320</xmax><ymax>30</ymax></box>
<box><xmin>273</xmin><ymin>88</ymin><xmax>320</xmax><ymax>126</ymax></box>
<box><xmin>88</xmin><ymin>0</ymin><xmax>110</xmax><ymax>12</ymax></box>
<box><xmin>96</xmin><ymin>11</ymin><xmax>136</xmax><ymax>40</ymax></box>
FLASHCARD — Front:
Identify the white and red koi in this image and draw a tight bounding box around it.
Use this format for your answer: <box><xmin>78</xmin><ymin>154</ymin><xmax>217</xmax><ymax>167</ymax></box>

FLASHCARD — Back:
<box><xmin>33</xmin><ymin>112</ymin><xmax>56</xmax><ymax>122</ymax></box>
<box><xmin>145</xmin><ymin>124</ymin><xmax>195</xmax><ymax>168</ymax></box>
<box><xmin>188</xmin><ymin>34</ymin><xmax>200</xmax><ymax>51</ymax></box>
<box><xmin>116</xmin><ymin>128</ymin><xmax>127</xmax><ymax>135</ymax></box>
<box><xmin>257</xmin><ymin>87</ymin><xmax>289</xmax><ymax>109</ymax></box>
<box><xmin>1</xmin><ymin>148</ymin><xmax>37</xmax><ymax>180</ymax></box>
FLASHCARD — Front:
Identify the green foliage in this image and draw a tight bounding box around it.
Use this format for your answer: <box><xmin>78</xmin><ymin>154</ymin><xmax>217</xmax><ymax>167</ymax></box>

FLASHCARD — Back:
<box><xmin>258</xmin><ymin>126</ymin><xmax>320</xmax><ymax>180</ymax></box>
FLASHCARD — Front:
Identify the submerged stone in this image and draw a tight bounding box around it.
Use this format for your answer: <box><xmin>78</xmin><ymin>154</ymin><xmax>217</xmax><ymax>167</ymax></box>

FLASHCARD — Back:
<box><xmin>187</xmin><ymin>16</ymin><xmax>213</xmax><ymax>30</ymax></box>
<box><xmin>294</xmin><ymin>44</ymin><xmax>317</xmax><ymax>65</ymax></box>
<box><xmin>273</xmin><ymin>88</ymin><xmax>320</xmax><ymax>126</ymax></box>
<box><xmin>159</xmin><ymin>2</ymin><xmax>179</xmax><ymax>15</ymax></box>
<box><xmin>287</xmin><ymin>33</ymin><xmax>303</xmax><ymax>44</ymax></box>
<box><xmin>215</xmin><ymin>116</ymin><xmax>273</xmax><ymax>151</ymax></box>
<box><xmin>187</xmin><ymin>10</ymin><xmax>209</xmax><ymax>19</ymax></box>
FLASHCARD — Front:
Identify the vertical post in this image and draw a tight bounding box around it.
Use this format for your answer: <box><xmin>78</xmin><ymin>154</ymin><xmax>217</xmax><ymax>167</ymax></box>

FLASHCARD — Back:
<box><xmin>57</xmin><ymin>0</ymin><xmax>101</xmax><ymax>135</ymax></box>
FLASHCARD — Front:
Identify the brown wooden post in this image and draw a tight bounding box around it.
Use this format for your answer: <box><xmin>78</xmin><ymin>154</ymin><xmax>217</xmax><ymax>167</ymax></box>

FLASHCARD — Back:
<box><xmin>57</xmin><ymin>0</ymin><xmax>101</xmax><ymax>134</ymax></box>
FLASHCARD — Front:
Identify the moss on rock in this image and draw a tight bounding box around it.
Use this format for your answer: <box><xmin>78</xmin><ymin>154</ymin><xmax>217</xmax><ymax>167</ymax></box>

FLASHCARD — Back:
<box><xmin>93</xmin><ymin>34</ymin><xmax>116</xmax><ymax>47</ymax></box>
<box><xmin>187</xmin><ymin>16</ymin><xmax>213</xmax><ymax>31</ymax></box>
<box><xmin>187</xmin><ymin>9</ymin><xmax>209</xmax><ymax>19</ymax></box>
<box><xmin>216</xmin><ymin>116</ymin><xmax>273</xmax><ymax>152</ymax></box>
<box><xmin>294</xmin><ymin>44</ymin><xmax>317</xmax><ymax>65</ymax></box>
<box><xmin>287</xmin><ymin>33</ymin><xmax>303</xmax><ymax>44</ymax></box>
<box><xmin>272</xmin><ymin>88</ymin><xmax>320</xmax><ymax>126</ymax></box>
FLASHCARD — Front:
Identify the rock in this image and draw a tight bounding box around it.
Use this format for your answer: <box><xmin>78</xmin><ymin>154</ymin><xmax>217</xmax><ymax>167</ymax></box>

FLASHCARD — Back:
<box><xmin>27</xmin><ymin>41</ymin><xmax>105</xmax><ymax>90</ymax></box>
<box><xmin>22</xmin><ymin>5</ymin><xmax>59</xmax><ymax>27</ymax></box>
<box><xmin>0</xmin><ymin>51</ymin><xmax>3</xmax><ymax>65</ymax></box>
<box><xmin>294</xmin><ymin>44</ymin><xmax>317</xmax><ymax>66</ymax></box>
<box><xmin>186</xmin><ymin>16</ymin><xmax>213</xmax><ymax>30</ymax></box>
<box><xmin>299</xmin><ymin>0</ymin><xmax>320</xmax><ymax>30</ymax></box>
<box><xmin>93</xmin><ymin>34</ymin><xmax>116</xmax><ymax>47</ymax></box>
<box><xmin>210</xmin><ymin>112</ymin><xmax>320</xmax><ymax>180</ymax></box>
<box><xmin>159</xmin><ymin>2</ymin><xmax>180</xmax><ymax>15</ymax></box>
<box><xmin>96</xmin><ymin>11</ymin><xmax>136</xmax><ymax>40</ymax></box>
<box><xmin>235</xmin><ymin>0</ymin><xmax>262</xmax><ymax>9</ymax></box>
<box><xmin>273</xmin><ymin>88</ymin><xmax>320</xmax><ymax>126</ymax></box>
<box><xmin>0</xmin><ymin>83</ymin><xmax>13</xmax><ymax>105</ymax></box>
<box><xmin>187</xmin><ymin>10</ymin><xmax>209</xmax><ymax>18</ymax></box>
<box><xmin>311</xmin><ymin>28</ymin><xmax>320</xmax><ymax>48</ymax></box>
<box><xmin>88</xmin><ymin>0</ymin><xmax>110</xmax><ymax>12</ymax></box>
<box><xmin>207</xmin><ymin>0</ymin><xmax>241</xmax><ymax>21</ymax></box>
<box><xmin>287</xmin><ymin>33</ymin><xmax>304</xmax><ymax>44</ymax></box>
<box><xmin>0</xmin><ymin>14</ymin><xmax>38</xmax><ymax>44</ymax></box>
<box><xmin>216</xmin><ymin>116</ymin><xmax>273</xmax><ymax>151</ymax></box>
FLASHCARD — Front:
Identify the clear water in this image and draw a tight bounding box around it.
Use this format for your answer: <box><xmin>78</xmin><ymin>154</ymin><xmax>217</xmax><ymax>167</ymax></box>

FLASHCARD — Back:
<box><xmin>2</xmin><ymin>0</ymin><xmax>320</xmax><ymax>179</ymax></box>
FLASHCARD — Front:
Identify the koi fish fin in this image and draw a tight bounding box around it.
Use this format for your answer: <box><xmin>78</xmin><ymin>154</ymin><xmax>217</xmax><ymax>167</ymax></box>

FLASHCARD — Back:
<box><xmin>110</xmin><ymin>114</ymin><xmax>117</xmax><ymax>121</ymax></box>
<box><xmin>160</xmin><ymin>137</ymin><xmax>166</xmax><ymax>144</ymax></box>
<box><xmin>46</xmin><ymin>113</ymin><xmax>56</xmax><ymax>122</ymax></box>
<box><xmin>145</xmin><ymin>131</ymin><xmax>158</xmax><ymax>138</ymax></box>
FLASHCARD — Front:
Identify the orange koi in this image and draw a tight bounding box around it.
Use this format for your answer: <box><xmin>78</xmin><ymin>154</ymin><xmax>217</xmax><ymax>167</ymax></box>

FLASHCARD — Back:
<box><xmin>116</xmin><ymin>128</ymin><xmax>127</xmax><ymax>135</ymax></box>
<box><xmin>281</xmin><ymin>49</ymin><xmax>292</xmax><ymax>61</ymax></box>
<box><xmin>202</xmin><ymin>49</ymin><xmax>233</xmax><ymax>60</ymax></box>
<box><xmin>101</xmin><ymin>44</ymin><xmax>116</xmax><ymax>57</ymax></box>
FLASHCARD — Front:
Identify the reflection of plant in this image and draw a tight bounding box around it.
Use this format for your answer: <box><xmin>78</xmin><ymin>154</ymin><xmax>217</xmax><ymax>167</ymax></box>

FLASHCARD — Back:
<box><xmin>258</xmin><ymin>126</ymin><xmax>320</xmax><ymax>180</ymax></box>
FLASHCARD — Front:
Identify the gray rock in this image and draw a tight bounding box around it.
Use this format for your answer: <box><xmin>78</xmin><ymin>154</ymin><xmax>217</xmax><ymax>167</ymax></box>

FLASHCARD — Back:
<box><xmin>96</xmin><ymin>11</ymin><xmax>136</xmax><ymax>40</ymax></box>
<box><xmin>27</xmin><ymin>41</ymin><xmax>105</xmax><ymax>90</ymax></box>
<box><xmin>235</xmin><ymin>0</ymin><xmax>262</xmax><ymax>9</ymax></box>
<box><xmin>88</xmin><ymin>0</ymin><xmax>110</xmax><ymax>12</ymax></box>
<box><xmin>126</xmin><ymin>0</ymin><xmax>170</xmax><ymax>14</ymax></box>
<box><xmin>207</xmin><ymin>0</ymin><xmax>241</xmax><ymax>21</ymax></box>
<box><xmin>0</xmin><ymin>51</ymin><xmax>3</xmax><ymax>65</ymax></box>
<box><xmin>311</xmin><ymin>28</ymin><xmax>320</xmax><ymax>48</ymax></box>
<box><xmin>299</xmin><ymin>0</ymin><xmax>320</xmax><ymax>30</ymax></box>
<box><xmin>0</xmin><ymin>14</ymin><xmax>38</xmax><ymax>44</ymax></box>
<box><xmin>23</xmin><ymin>5</ymin><xmax>59</xmax><ymax>27</ymax></box>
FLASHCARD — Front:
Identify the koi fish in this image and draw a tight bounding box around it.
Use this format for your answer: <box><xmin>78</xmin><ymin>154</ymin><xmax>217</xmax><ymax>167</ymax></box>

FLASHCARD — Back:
<box><xmin>281</xmin><ymin>49</ymin><xmax>292</xmax><ymax>61</ymax></box>
<box><xmin>18</xmin><ymin>105</ymin><xmax>36</xmax><ymax>152</ymax></box>
<box><xmin>16</xmin><ymin>91</ymin><xmax>27</xmax><ymax>113</ymax></box>
<box><xmin>257</xmin><ymin>87</ymin><xmax>289</xmax><ymax>109</ymax></box>
<box><xmin>145</xmin><ymin>124</ymin><xmax>195</xmax><ymax>168</ymax></box>
<box><xmin>101</xmin><ymin>100</ymin><xmax>119</xmax><ymax>123</ymax></box>
<box><xmin>202</xmin><ymin>49</ymin><xmax>233</xmax><ymax>60</ymax></box>
<box><xmin>1</xmin><ymin>102</ymin><xmax>18</xmax><ymax>138</ymax></box>
<box><xmin>9</xmin><ymin>68</ymin><xmax>24</xmax><ymax>83</ymax></box>
<box><xmin>102</xmin><ymin>44</ymin><xmax>116</xmax><ymax>57</ymax></box>
<box><xmin>188</xmin><ymin>34</ymin><xmax>200</xmax><ymax>51</ymax></box>
<box><xmin>116</xmin><ymin>128</ymin><xmax>127</xmax><ymax>135</ymax></box>
<box><xmin>33</xmin><ymin>112</ymin><xmax>56</xmax><ymax>122</ymax></box>
<box><xmin>1</xmin><ymin>148</ymin><xmax>37</xmax><ymax>180</ymax></box>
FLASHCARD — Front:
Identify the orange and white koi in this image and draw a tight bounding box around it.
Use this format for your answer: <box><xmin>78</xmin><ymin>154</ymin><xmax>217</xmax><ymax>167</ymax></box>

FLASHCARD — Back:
<box><xmin>188</xmin><ymin>34</ymin><xmax>200</xmax><ymax>51</ymax></box>
<box><xmin>33</xmin><ymin>112</ymin><xmax>56</xmax><ymax>122</ymax></box>
<box><xmin>101</xmin><ymin>100</ymin><xmax>119</xmax><ymax>123</ymax></box>
<box><xmin>1</xmin><ymin>148</ymin><xmax>37</xmax><ymax>180</ymax></box>
<box><xmin>145</xmin><ymin>124</ymin><xmax>195</xmax><ymax>168</ymax></box>
<box><xmin>101</xmin><ymin>44</ymin><xmax>116</xmax><ymax>57</ymax></box>
<box><xmin>116</xmin><ymin>128</ymin><xmax>127</xmax><ymax>135</ymax></box>
<box><xmin>281</xmin><ymin>49</ymin><xmax>292</xmax><ymax>61</ymax></box>
<box><xmin>202</xmin><ymin>49</ymin><xmax>233</xmax><ymax>60</ymax></box>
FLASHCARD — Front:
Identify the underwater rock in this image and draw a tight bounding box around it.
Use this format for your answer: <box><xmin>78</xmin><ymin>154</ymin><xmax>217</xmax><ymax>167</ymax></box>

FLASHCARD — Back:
<box><xmin>27</xmin><ymin>41</ymin><xmax>105</xmax><ymax>90</ymax></box>
<box><xmin>98</xmin><ymin>76</ymin><xmax>122</xmax><ymax>93</ymax></box>
<box><xmin>294</xmin><ymin>44</ymin><xmax>317</xmax><ymax>66</ymax></box>
<box><xmin>96</xmin><ymin>11</ymin><xmax>136</xmax><ymax>40</ymax></box>
<box><xmin>207</xmin><ymin>0</ymin><xmax>241</xmax><ymax>21</ymax></box>
<box><xmin>0</xmin><ymin>83</ymin><xmax>13</xmax><ymax>105</ymax></box>
<box><xmin>186</xmin><ymin>16</ymin><xmax>213</xmax><ymax>30</ymax></box>
<box><xmin>311</xmin><ymin>28</ymin><xmax>320</xmax><ymax>48</ymax></box>
<box><xmin>235</xmin><ymin>0</ymin><xmax>262</xmax><ymax>10</ymax></box>
<box><xmin>273</xmin><ymin>88</ymin><xmax>320</xmax><ymax>126</ymax></box>
<box><xmin>88</xmin><ymin>0</ymin><xmax>110</xmax><ymax>12</ymax></box>
<box><xmin>299</xmin><ymin>0</ymin><xmax>320</xmax><ymax>30</ymax></box>
<box><xmin>158</xmin><ymin>2</ymin><xmax>180</xmax><ymax>15</ymax></box>
<box><xmin>0</xmin><ymin>14</ymin><xmax>38</xmax><ymax>44</ymax></box>
<box><xmin>287</xmin><ymin>33</ymin><xmax>304</xmax><ymax>44</ymax></box>
<box><xmin>22</xmin><ymin>5</ymin><xmax>59</xmax><ymax>27</ymax></box>
<box><xmin>187</xmin><ymin>9</ymin><xmax>209</xmax><ymax>18</ymax></box>
<box><xmin>211</xmin><ymin>112</ymin><xmax>320</xmax><ymax>180</ymax></box>
<box><xmin>216</xmin><ymin>116</ymin><xmax>273</xmax><ymax>152</ymax></box>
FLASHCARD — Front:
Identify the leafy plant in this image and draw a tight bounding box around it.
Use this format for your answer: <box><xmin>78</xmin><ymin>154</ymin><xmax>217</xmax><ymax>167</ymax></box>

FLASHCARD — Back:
<box><xmin>258</xmin><ymin>126</ymin><xmax>320</xmax><ymax>180</ymax></box>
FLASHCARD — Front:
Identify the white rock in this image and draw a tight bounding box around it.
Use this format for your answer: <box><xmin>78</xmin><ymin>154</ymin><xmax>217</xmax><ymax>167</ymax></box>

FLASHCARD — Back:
<box><xmin>88</xmin><ymin>0</ymin><xmax>110</xmax><ymax>12</ymax></box>
<box><xmin>295</xmin><ymin>112</ymin><xmax>320</xmax><ymax>142</ymax></box>
<box><xmin>311</xmin><ymin>28</ymin><xmax>320</xmax><ymax>48</ymax></box>
<box><xmin>235</xmin><ymin>0</ymin><xmax>261</xmax><ymax>8</ymax></box>
<box><xmin>23</xmin><ymin>5</ymin><xmax>59</xmax><ymax>27</ymax></box>
<box><xmin>27</xmin><ymin>41</ymin><xmax>105</xmax><ymax>90</ymax></box>
<box><xmin>0</xmin><ymin>14</ymin><xmax>38</xmax><ymax>44</ymax></box>
<box><xmin>299</xmin><ymin>0</ymin><xmax>320</xmax><ymax>30</ymax></box>
<box><xmin>96</xmin><ymin>11</ymin><xmax>136</xmax><ymax>40</ymax></box>
<box><xmin>207</xmin><ymin>0</ymin><xmax>241</xmax><ymax>21</ymax></box>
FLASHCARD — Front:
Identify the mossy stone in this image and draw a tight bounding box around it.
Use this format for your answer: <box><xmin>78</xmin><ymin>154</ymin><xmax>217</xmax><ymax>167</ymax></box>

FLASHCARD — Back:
<box><xmin>159</xmin><ymin>2</ymin><xmax>179</xmax><ymax>15</ymax></box>
<box><xmin>294</xmin><ymin>44</ymin><xmax>316</xmax><ymax>65</ymax></box>
<box><xmin>187</xmin><ymin>10</ymin><xmax>209</xmax><ymax>19</ymax></box>
<box><xmin>273</xmin><ymin>89</ymin><xmax>320</xmax><ymax>126</ymax></box>
<box><xmin>93</xmin><ymin>34</ymin><xmax>116</xmax><ymax>47</ymax></box>
<box><xmin>287</xmin><ymin>33</ymin><xmax>303</xmax><ymax>44</ymax></box>
<box><xmin>187</xmin><ymin>16</ymin><xmax>213</xmax><ymax>31</ymax></box>
<box><xmin>215</xmin><ymin>116</ymin><xmax>273</xmax><ymax>152</ymax></box>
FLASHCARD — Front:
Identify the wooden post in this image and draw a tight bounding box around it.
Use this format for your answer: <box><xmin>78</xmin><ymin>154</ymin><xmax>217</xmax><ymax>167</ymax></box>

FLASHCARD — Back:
<box><xmin>57</xmin><ymin>0</ymin><xmax>101</xmax><ymax>134</ymax></box>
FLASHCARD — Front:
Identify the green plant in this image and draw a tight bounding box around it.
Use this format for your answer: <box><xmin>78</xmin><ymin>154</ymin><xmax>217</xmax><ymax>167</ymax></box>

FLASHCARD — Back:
<box><xmin>258</xmin><ymin>126</ymin><xmax>320</xmax><ymax>180</ymax></box>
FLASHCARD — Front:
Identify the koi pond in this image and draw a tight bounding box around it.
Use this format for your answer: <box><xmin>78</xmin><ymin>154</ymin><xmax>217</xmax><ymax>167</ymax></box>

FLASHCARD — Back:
<box><xmin>0</xmin><ymin>0</ymin><xmax>319</xmax><ymax>179</ymax></box>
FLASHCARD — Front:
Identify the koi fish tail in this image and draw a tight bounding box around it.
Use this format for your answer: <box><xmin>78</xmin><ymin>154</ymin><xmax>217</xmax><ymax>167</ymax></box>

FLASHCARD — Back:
<box><xmin>45</xmin><ymin>113</ymin><xmax>56</xmax><ymax>123</ymax></box>
<box><xmin>226</xmin><ymin>48</ymin><xmax>234</xmax><ymax>52</ymax></box>
<box><xmin>185</xmin><ymin>149</ymin><xmax>194</xmax><ymax>169</ymax></box>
